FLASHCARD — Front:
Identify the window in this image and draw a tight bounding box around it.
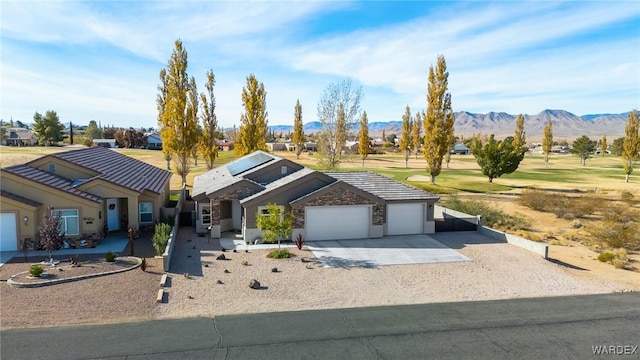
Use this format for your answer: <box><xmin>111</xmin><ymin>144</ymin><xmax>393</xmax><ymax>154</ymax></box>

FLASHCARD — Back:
<box><xmin>48</xmin><ymin>163</ymin><xmax>55</xmax><ymax>174</ymax></box>
<box><xmin>258</xmin><ymin>205</ymin><xmax>285</xmax><ymax>220</ymax></box>
<box><xmin>139</xmin><ymin>202</ymin><xmax>153</xmax><ymax>223</ymax></box>
<box><xmin>200</xmin><ymin>204</ymin><xmax>211</xmax><ymax>226</ymax></box>
<box><xmin>52</xmin><ymin>209</ymin><xmax>79</xmax><ymax>236</ymax></box>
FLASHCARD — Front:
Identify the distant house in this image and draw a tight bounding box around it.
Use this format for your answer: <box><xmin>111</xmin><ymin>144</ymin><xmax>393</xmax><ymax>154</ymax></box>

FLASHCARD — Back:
<box><xmin>5</xmin><ymin>128</ymin><xmax>38</xmax><ymax>146</ymax></box>
<box><xmin>218</xmin><ymin>140</ymin><xmax>234</xmax><ymax>151</ymax></box>
<box><xmin>303</xmin><ymin>142</ymin><xmax>317</xmax><ymax>152</ymax></box>
<box><xmin>266</xmin><ymin>142</ymin><xmax>287</xmax><ymax>151</ymax></box>
<box><xmin>92</xmin><ymin>139</ymin><xmax>116</xmax><ymax>148</ymax></box>
<box><xmin>451</xmin><ymin>143</ymin><xmax>470</xmax><ymax>155</ymax></box>
<box><xmin>146</xmin><ymin>133</ymin><xmax>162</xmax><ymax>150</ymax></box>
<box><xmin>344</xmin><ymin>141</ymin><xmax>359</xmax><ymax>153</ymax></box>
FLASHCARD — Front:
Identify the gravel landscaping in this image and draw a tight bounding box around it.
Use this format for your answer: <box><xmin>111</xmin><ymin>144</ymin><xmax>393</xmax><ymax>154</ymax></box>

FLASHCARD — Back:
<box><xmin>1</xmin><ymin>228</ymin><xmax>632</xmax><ymax>330</ymax></box>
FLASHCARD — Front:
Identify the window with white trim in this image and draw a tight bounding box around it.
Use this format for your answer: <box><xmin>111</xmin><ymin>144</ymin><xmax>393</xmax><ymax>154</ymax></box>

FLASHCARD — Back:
<box><xmin>52</xmin><ymin>209</ymin><xmax>79</xmax><ymax>236</ymax></box>
<box><xmin>258</xmin><ymin>205</ymin><xmax>285</xmax><ymax>220</ymax></box>
<box><xmin>200</xmin><ymin>203</ymin><xmax>211</xmax><ymax>226</ymax></box>
<box><xmin>139</xmin><ymin>202</ymin><xmax>153</xmax><ymax>223</ymax></box>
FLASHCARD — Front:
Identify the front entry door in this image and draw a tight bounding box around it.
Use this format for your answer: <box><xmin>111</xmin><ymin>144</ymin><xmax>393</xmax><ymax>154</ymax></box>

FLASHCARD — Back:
<box><xmin>106</xmin><ymin>199</ymin><xmax>120</xmax><ymax>232</ymax></box>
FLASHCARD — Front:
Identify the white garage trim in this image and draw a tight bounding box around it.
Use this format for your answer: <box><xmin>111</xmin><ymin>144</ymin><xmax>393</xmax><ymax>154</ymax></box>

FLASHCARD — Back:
<box><xmin>1</xmin><ymin>213</ymin><xmax>18</xmax><ymax>251</ymax></box>
<box><xmin>387</xmin><ymin>203</ymin><xmax>424</xmax><ymax>235</ymax></box>
<box><xmin>306</xmin><ymin>205</ymin><xmax>370</xmax><ymax>241</ymax></box>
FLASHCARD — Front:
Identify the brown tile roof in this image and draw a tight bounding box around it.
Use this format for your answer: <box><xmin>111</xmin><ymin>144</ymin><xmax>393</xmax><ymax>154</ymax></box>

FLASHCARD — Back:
<box><xmin>43</xmin><ymin>147</ymin><xmax>172</xmax><ymax>194</ymax></box>
<box><xmin>0</xmin><ymin>189</ymin><xmax>43</xmax><ymax>207</ymax></box>
<box><xmin>2</xmin><ymin>165</ymin><xmax>102</xmax><ymax>203</ymax></box>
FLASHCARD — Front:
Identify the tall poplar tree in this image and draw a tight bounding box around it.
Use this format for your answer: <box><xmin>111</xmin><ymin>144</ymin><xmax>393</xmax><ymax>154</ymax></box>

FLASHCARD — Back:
<box><xmin>542</xmin><ymin>119</ymin><xmax>553</xmax><ymax>168</ymax></box>
<box><xmin>198</xmin><ymin>70</ymin><xmax>219</xmax><ymax>170</ymax></box>
<box><xmin>423</xmin><ymin>55</ymin><xmax>455</xmax><ymax>184</ymax></box>
<box><xmin>599</xmin><ymin>135</ymin><xmax>607</xmax><ymax>157</ymax></box>
<box><xmin>316</xmin><ymin>79</ymin><xmax>362</xmax><ymax>169</ymax></box>
<box><xmin>358</xmin><ymin>111</ymin><xmax>370</xmax><ymax>166</ymax></box>
<box><xmin>399</xmin><ymin>105</ymin><xmax>413</xmax><ymax>168</ymax></box>
<box><xmin>292</xmin><ymin>99</ymin><xmax>304</xmax><ymax>159</ymax></box>
<box><xmin>412</xmin><ymin>111</ymin><xmax>423</xmax><ymax>159</ymax></box>
<box><xmin>236</xmin><ymin>74</ymin><xmax>268</xmax><ymax>155</ymax></box>
<box><xmin>157</xmin><ymin>39</ymin><xmax>199</xmax><ymax>185</ymax></box>
<box><xmin>513</xmin><ymin>114</ymin><xmax>526</xmax><ymax>153</ymax></box>
<box><xmin>622</xmin><ymin>110</ymin><xmax>640</xmax><ymax>182</ymax></box>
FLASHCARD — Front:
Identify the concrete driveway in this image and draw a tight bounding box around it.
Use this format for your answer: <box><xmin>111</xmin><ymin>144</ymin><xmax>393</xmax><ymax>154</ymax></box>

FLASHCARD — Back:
<box><xmin>307</xmin><ymin>235</ymin><xmax>471</xmax><ymax>268</ymax></box>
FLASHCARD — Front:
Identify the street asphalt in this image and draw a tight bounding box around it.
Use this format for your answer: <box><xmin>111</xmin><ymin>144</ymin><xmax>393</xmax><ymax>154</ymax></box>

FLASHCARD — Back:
<box><xmin>1</xmin><ymin>292</ymin><xmax>638</xmax><ymax>359</ymax></box>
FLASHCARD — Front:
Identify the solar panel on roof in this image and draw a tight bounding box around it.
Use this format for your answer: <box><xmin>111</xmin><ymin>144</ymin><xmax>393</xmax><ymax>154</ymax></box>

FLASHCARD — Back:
<box><xmin>227</xmin><ymin>152</ymin><xmax>274</xmax><ymax>176</ymax></box>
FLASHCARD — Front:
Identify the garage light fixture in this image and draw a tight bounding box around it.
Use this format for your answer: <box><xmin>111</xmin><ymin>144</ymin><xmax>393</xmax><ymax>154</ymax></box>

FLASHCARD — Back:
<box><xmin>23</xmin><ymin>216</ymin><xmax>28</xmax><ymax>225</ymax></box>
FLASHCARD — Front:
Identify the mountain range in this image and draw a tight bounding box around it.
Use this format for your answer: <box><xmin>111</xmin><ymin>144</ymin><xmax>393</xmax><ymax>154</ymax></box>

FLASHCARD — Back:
<box><xmin>268</xmin><ymin>109</ymin><xmax>631</xmax><ymax>140</ymax></box>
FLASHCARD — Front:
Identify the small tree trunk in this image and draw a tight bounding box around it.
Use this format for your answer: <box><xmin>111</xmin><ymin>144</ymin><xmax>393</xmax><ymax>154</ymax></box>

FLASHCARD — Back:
<box><xmin>430</xmin><ymin>175</ymin><xmax>436</xmax><ymax>185</ymax></box>
<box><xmin>626</xmin><ymin>174</ymin><xmax>630</xmax><ymax>183</ymax></box>
<box><xmin>489</xmin><ymin>177</ymin><xmax>493</xmax><ymax>183</ymax></box>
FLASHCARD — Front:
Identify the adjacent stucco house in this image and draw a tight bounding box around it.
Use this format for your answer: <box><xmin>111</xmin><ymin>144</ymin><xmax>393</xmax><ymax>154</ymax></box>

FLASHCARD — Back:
<box><xmin>192</xmin><ymin>151</ymin><xmax>439</xmax><ymax>242</ymax></box>
<box><xmin>0</xmin><ymin>147</ymin><xmax>172</xmax><ymax>251</ymax></box>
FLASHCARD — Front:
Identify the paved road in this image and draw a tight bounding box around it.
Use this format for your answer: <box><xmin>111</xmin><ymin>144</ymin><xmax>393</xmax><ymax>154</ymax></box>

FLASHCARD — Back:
<box><xmin>2</xmin><ymin>293</ymin><xmax>638</xmax><ymax>359</ymax></box>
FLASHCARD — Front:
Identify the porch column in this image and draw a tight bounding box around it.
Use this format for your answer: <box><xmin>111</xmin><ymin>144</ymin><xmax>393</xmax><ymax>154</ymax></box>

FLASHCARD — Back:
<box><xmin>127</xmin><ymin>197</ymin><xmax>138</xmax><ymax>230</ymax></box>
<box><xmin>210</xmin><ymin>199</ymin><xmax>221</xmax><ymax>238</ymax></box>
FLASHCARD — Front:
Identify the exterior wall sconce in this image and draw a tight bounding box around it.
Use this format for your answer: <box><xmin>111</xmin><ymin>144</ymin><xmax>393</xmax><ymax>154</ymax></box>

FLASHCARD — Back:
<box><xmin>23</xmin><ymin>216</ymin><xmax>28</xmax><ymax>225</ymax></box>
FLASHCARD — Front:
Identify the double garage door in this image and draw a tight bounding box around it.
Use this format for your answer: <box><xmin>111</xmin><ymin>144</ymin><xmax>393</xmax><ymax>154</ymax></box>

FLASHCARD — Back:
<box><xmin>305</xmin><ymin>206</ymin><xmax>370</xmax><ymax>241</ymax></box>
<box><xmin>1</xmin><ymin>213</ymin><xmax>18</xmax><ymax>251</ymax></box>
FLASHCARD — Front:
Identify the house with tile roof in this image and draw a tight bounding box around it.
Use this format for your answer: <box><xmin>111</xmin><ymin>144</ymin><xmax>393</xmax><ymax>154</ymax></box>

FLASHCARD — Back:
<box><xmin>192</xmin><ymin>151</ymin><xmax>439</xmax><ymax>242</ymax></box>
<box><xmin>0</xmin><ymin>147</ymin><xmax>172</xmax><ymax>251</ymax></box>
<box><xmin>3</xmin><ymin>128</ymin><xmax>38</xmax><ymax>146</ymax></box>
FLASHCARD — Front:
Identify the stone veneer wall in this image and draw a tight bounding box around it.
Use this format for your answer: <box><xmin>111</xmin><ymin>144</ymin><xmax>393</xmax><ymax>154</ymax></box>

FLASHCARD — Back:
<box><xmin>210</xmin><ymin>187</ymin><xmax>259</xmax><ymax>225</ymax></box>
<box><xmin>291</xmin><ymin>187</ymin><xmax>384</xmax><ymax>228</ymax></box>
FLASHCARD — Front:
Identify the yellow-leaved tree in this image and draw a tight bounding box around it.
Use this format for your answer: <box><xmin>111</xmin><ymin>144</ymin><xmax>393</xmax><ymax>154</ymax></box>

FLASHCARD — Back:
<box><xmin>622</xmin><ymin>110</ymin><xmax>640</xmax><ymax>182</ymax></box>
<box><xmin>198</xmin><ymin>70</ymin><xmax>219</xmax><ymax>170</ymax></box>
<box><xmin>236</xmin><ymin>74</ymin><xmax>268</xmax><ymax>156</ymax></box>
<box><xmin>292</xmin><ymin>99</ymin><xmax>304</xmax><ymax>159</ymax></box>
<box><xmin>157</xmin><ymin>39</ymin><xmax>200</xmax><ymax>185</ymax></box>
<box><xmin>423</xmin><ymin>55</ymin><xmax>455</xmax><ymax>184</ymax></box>
<box><xmin>358</xmin><ymin>111</ymin><xmax>370</xmax><ymax>166</ymax></box>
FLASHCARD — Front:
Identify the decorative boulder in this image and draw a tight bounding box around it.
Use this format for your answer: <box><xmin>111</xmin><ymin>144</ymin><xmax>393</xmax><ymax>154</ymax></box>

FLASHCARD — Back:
<box><xmin>254</xmin><ymin>238</ymin><xmax>262</xmax><ymax>245</ymax></box>
<box><xmin>216</xmin><ymin>254</ymin><xmax>226</xmax><ymax>261</ymax></box>
<box><xmin>271</xmin><ymin>267</ymin><xmax>278</xmax><ymax>273</ymax></box>
<box><xmin>249</xmin><ymin>279</ymin><xmax>261</xmax><ymax>289</ymax></box>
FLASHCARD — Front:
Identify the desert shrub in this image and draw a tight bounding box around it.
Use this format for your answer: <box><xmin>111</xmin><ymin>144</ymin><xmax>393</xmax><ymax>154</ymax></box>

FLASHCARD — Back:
<box><xmin>152</xmin><ymin>223</ymin><xmax>172</xmax><ymax>256</ymax></box>
<box><xmin>441</xmin><ymin>197</ymin><xmax>530</xmax><ymax>231</ymax></box>
<box><xmin>105</xmin><ymin>251</ymin><xmax>117</xmax><ymax>262</ymax></box>
<box><xmin>613</xmin><ymin>248</ymin><xmax>629</xmax><ymax>261</ymax></box>
<box><xmin>571</xmin><ymin>221</ymin><xmax>582</xmax><ymax>229</ymax></box>
<box><xmin>586</xmin><ymin>218</ymin><xmax>640</xmax><ymax>250</ymax></box>
<box><xmin>518</xmin><ymin>189</ymin><xmax>550</xmax><ymax>211</ymax></box>
<box><xmin>612</xmin><ymin>259</ymin><xmax>628</xmax><ymax>269</ymax></box>
<box><xmin>519</xmin><ymin>190</ymin><xmax>598</xmax><ymax>219</ymax></box>
<box><xmin>267</xmin><ymin>249</ymin><xmax>292</xmax><ymax>259</ymax></box>
<box><xmin>29</xmin><ymin>264</ymin><xmax>45</xmax><ymax>277</ymax></box>
<box><xmin>621</xmin><ymin>191</ymin><xmax>636</xmax><ymax>206</ymax></box>
<box><xmin>597</xmin><ymin>251</ymin><xmax>615</xmax><ymax>263</ymax></box>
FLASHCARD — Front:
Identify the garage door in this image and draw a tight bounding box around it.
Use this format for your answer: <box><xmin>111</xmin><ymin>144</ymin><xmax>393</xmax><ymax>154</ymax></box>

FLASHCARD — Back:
<box><xmin>387</xmin><ymin>203</ymin><xmax>424</xmax><ymax>235</ymax></box>
<box><xmin>306</xmin><ymin>206</ymin><xmax>370</xmax><ymax>241</ymax></box>
<box><xmin>1</xmin><ymin>213</ymin><xmax>18</xmax><ymax>251</ymax></box>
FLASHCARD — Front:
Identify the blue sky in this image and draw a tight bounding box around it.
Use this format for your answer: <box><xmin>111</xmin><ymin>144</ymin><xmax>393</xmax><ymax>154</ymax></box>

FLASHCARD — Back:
<box><xmin>1</xmin><ymin>1</ymin><xmax>639</xmax><ymax>129</ymax></box>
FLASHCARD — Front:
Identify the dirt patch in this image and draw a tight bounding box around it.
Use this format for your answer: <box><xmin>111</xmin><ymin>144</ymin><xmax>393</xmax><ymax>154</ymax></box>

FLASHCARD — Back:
<box><xmin>6</xmin><ymin>257</ymin><xmax>141</xmax><ymax>287</ymax></box>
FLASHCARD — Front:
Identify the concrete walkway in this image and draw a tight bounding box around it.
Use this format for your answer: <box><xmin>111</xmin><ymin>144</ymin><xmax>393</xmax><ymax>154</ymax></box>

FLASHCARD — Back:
<box><xmin>307</xmin><ymin>235</ymin><xmax>471</xmax><ymax>268</ymax></box>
